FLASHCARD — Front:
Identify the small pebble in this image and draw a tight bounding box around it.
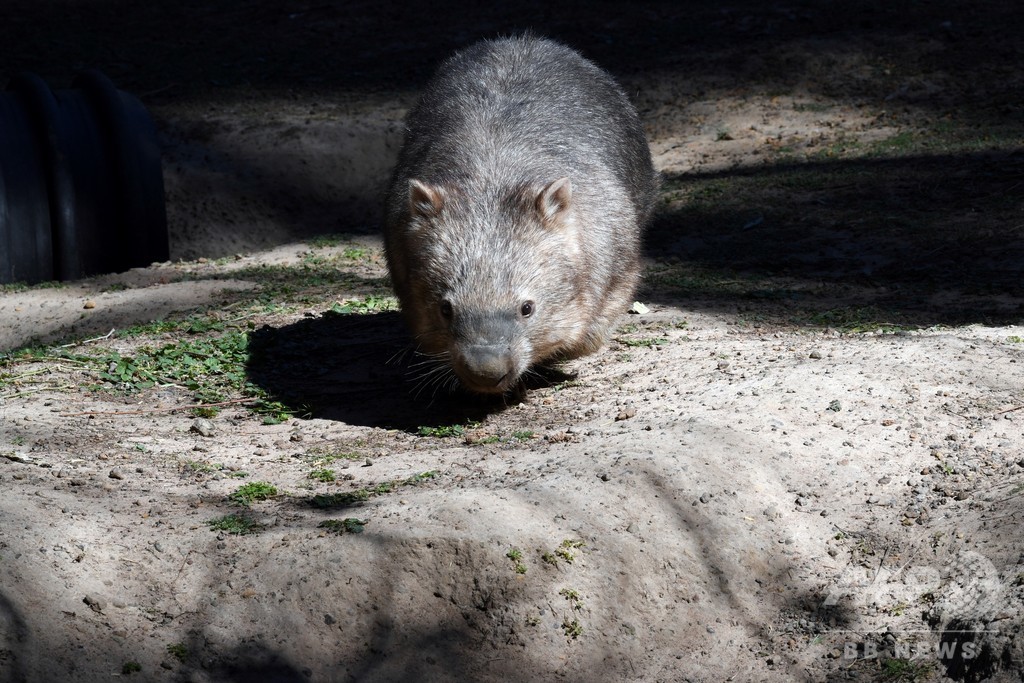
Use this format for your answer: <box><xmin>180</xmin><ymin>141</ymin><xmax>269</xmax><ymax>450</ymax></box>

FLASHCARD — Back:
<box><xmin>809</xmin><ymin>350</ymin><xmax>822</xmax><ymax>359</ymax></box>
<box><xmin>83</xmin><ymin>594</ymin><xmax>105</xmax><ymax>613</ymax></box>
<box><xmin>108</xmin><ymin>468</ymin><xmax>125</xmax><ymax>480</ymax></box>
<box><xmin>83</xmin><ymin>300</ymin><xmax>96</xmax><ymax>310</ymax></box>
<box><xmin>190</xmin><ymin>418</ymin><xmax>215</xmax><ymax>437</ymax></box>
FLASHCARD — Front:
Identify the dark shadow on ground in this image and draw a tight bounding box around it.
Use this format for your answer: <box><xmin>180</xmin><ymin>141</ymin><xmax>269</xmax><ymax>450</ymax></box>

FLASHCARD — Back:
<box><xmin>645</xmin><ymin>149</ymin><xmax>1024</xmax><ymax>327</ymax></box>
<box><xmin>245</xmin><ymin>311</ymin><xmax>553</xmax><ymax>429</ymax></box>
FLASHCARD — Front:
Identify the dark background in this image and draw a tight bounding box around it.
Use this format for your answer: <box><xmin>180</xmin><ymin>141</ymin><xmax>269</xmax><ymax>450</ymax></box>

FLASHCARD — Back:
<box><xmin>2</xmin><ymin>0</ymin><xmax>1022</xmax><ymax>326</ymax></box>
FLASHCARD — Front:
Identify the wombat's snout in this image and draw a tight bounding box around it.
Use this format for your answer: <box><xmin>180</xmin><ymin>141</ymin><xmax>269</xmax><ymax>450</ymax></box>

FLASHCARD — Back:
<box><xmin>449</xmin><ymin>312</ymin><xmax>523</xmax><ymax>393</ymax></box>
<box><xmin>454</xmin><ymin>344</ymin><xmax>516</xmax><ymax>393</ymax></box>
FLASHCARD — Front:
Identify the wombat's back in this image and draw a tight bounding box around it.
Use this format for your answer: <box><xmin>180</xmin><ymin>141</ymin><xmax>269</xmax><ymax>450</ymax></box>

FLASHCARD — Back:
<box><xmin>384</xmin><ymin>35</ymin><xmax>658</xmax><ymax>394</ymax></box>
<box><xmin>389</xmin><ymin>35</ymin><xmax>658</xmax><ymax>226</ymax></box>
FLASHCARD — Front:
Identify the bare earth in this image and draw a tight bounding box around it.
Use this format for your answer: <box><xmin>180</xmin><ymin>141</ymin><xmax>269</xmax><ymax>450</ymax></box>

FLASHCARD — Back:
<box><xmin>2</xmin><ymin>2</ymin><xmax>1024</xmax><ymax>682</ymax></box>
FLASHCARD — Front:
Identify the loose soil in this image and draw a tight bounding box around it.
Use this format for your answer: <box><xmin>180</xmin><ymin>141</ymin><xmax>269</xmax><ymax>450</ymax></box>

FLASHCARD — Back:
<box><xmin>2</xmin><ymin>2</ymin><xmax>1023</xmax><ymax>682</ymax></box>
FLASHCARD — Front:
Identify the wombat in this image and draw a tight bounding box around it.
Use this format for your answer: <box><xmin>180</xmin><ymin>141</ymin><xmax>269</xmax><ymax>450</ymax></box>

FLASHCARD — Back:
<box><xmin>384</xmin><ymin>34</ymin><xmax>658</xmax><ymax>395</ymax></box>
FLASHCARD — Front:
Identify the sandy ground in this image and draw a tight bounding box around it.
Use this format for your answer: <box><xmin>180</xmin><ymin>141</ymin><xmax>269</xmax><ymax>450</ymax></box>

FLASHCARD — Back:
<box><xmin>2</xmin><ymin>2</ymin><xmax>1024</xmax><ymax>682</ymax></box>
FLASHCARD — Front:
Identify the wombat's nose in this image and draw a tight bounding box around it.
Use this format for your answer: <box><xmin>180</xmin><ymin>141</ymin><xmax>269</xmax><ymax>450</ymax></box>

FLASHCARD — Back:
<box><xmin>459</xmin><ymin>345</ymin><xmax>514</xmax><ymax>390</ymax></box>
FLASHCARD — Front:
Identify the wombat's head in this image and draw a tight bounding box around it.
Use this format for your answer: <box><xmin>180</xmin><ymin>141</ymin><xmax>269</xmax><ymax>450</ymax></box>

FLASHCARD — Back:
<box><xmin>388</xmin><ymin>176</ymin><xmax>588</xmax><ymax>395</ymax></box>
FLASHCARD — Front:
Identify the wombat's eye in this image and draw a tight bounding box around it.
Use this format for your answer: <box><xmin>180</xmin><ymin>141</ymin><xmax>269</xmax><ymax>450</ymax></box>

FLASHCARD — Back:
<box><xmin>520</xmin><ymin>300</ymin><xmax>535</xmax><ymax>318</ymax></box>
<box><xmin>440</xmin><ymin>300</ymin><xmax>453</xmax><ymax>318</ymax></box>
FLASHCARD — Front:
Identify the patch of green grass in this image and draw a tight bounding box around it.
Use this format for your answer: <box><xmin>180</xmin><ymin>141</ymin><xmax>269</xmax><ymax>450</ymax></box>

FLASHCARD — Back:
<box><xmin>1007</xmin><ymin>335</ymin><xmax>1023</xmax><ymax>344</ymax></box>
<box><xmin>166</xmin><ymin>643</ymin><xmax>188</xmax><ymax>661</ymax></box>
<box><xmin>183</xmin><ymin>459</ymin><xmax>224</xmax><ymax>474</ymax></box>
<box><xmin>318</xmin><ymin>518</ymin><xmax>367</xmax><ymax>534</ymax></box>
<box><xmin>512</xmin><ymin>430</ymin><xmax>535</xmax><ymax>441</ymax></box>
<box><xmin>541</xmin><ymin>551</ymin><xmax>559</xmax><ymax>567</ymax></box>
<box><xmin>792</xmin><ymin>102</ymin><xmax>832</xmax><ymax>113</ymax></box>
<box><xmin>417</xmin><ymin>424</ymin><xmax>466</xmax><ymax>438</ymax></box>
<box><xmin>562</xmin><ymin>618</ymin><xmax>583</xmax><ymax>639</ymax></box>
<box><xmin>0</xmin><ymin>280</ymin><xmax>65</xmax><ymax>294</ymax></box>
<box><xmin>555</xmin><ymin>539</ymin><xmax>586</xmax><ymax>564</ymax></box>
<box><xmin>559</xmin><ymin>587</ymin><xmax>583</xmax><ymax>609</ymax></box>
<box><xmin>310</xmin><ymin>490</ymin><xmax>371</xmax><ymax>508</ymax></box>
<box><xmin>121</xmin><ymin>661</ymin><xmax>142</xmax><ymax>675</ymax></box>
<box><xmin>802</xmin><ymin>307</ymin><xmax>913</xmax><ymax>334</ymax></box>
<box><xmin>308</xmin><ymin>468</ymin><xmax>336</xmax><ymax>483</ymax></box>
<box><xmin>208</xmin><ymin>513</ymin><xmax>264</xmax><ymax>535</ymax></box>
<box><xmin>881</xmin><ymin>657</ymin><xmax>935</xmax><ymax>682</ymax></box>
<box><xmin>330</xmin><ymin>295</ymin><xmax>398</xmax><ymax>315</ymax></box>
<box><xmin>618</xmin><ymin>337</ymin><xmax>669</xmax><ymax>348</ymax></box>
<box><xmin>308</xmin><ymin>234</ymin><xmax>344</xmax><ymax>248</ymax></box>
<box><xmin>507</xmin><ymin>548</ymin><xmax>527</xmax><ymax>574</ymax></box>
<box><xmin>227</xmin><ymin>481</ymin><xmax>278</xmax><ymax>506</ymax></box>
<box><xmin>301</xmin><ymin>448</ymin><xmax>365</xmax><ymax>469</ymax></box>
<box><xmin>118</xmin><ymin>315</ymin><xmax>227</xmax><ymax>338</ymax></box>
<box><xmin>308</xmin><ymin>471</ymin><xmax>437</xmax><ymax>509</ymax></box>
<box><xmin>342</xmin><ymin>247</ymin><xmax>369</xmax><ymax>261</ymax></box>
<box><xmin>53</xmin><ymin>330</ymin><xmax>293</xmax><ymax>422</ymax></box>
<box><xmin>868</xmin><ymin>131</ymin><xmax>918</xmax><ymax>157</ymax></box>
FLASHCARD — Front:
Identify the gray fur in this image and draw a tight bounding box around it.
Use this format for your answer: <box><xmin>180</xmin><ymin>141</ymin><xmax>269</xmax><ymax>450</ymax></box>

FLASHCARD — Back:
<box><xmin>384</xmin><ymin>34</ymin><xmax>658</xmax><ymax>394</ymax></box>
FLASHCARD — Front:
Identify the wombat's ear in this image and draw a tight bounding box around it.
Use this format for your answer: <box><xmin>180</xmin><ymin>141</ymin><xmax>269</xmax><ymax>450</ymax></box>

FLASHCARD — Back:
<box><xmin>536</xmin><ymin>177</ymin><xmax>572</xmax><ymax>226</ymax></box>
<box><xmin>408</xmin><ymin>179</ymin><xmax>445</xmax><ymax>219</ymax></box>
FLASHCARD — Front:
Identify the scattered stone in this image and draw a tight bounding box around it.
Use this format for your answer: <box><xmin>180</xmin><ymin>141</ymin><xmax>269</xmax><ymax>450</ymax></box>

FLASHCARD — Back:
<box><xmin>628</xmin><ymin>301</ymin><xmax>649</xmax><ymax>315</ymax></box>
<box><xmin>190</xmin><ymin>419</ymin><xmax>215</xmax><ymax>437</ymax></box>
<box><xmin>83</xmin><ymin>300</ymin><xmax>96</xmax><ymax>310</ymax></box>
<box><xmin>699</xmin><ymin>493</ymin><xmax>711</xmax><ymax>504</ymax></box>
<box><xmin>324</xmin><ymin>614</ymin><xmax>336</xmax><ymax>625</ymax></box>
<box><xmin>83</xmin><ymin>595</ymin><xmax>105</xmax><ymax>613</ymax></box>
<box><xmin>108</xmin><ymin>468</ymin><xmax>125</xmax><ymax>480</ymax></box>
<box><xmin>615</xmin><ymin>407</ymin><xmax>637</xmax><ymax>421</ymax></box>
<box><xmin>795</xmin><ymin>497</ymin><xmax>809</xmax><ymax>507</ymax></box>
<box><xmin>809</xmin><ymin>350</ymin><xmax>822</xmax><ymax>359</ymax></box>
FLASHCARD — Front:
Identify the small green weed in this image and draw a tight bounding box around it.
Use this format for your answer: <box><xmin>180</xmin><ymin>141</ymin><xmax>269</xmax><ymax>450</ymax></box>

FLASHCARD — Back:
<box><xmin>342</xmin><ymin>247</ymin><xmax>369</xmax><ymax>260</ymax></box>
<box><xmin>559</xmin><ymin>588</ymin><xmax>583</xmax><ymax>609</ymax></box>
<box><xmin>121</xmin><ymin>661</ymin><xmax>142</xmax><ymax>675</ymax></box>
<box><xmin>618</xmin><ymin>337</ymin><xmax>669</xmax><ymax>348</ymax></box>
<box><xmin>555</xmin><ymin>539</ymin><xmax>585</xmax><ymax>564</ymax></box>
<box><xmin>512</xmin><ymin>430</ymin><xmax>535</xmax><ymax>441</ymax></box>
<box><xmin>183</xmin><ymin>460</ymin><xmax>223</xmax><ymax>474</ymax></box>
<box><xmin>331</xmin><ymin>295</ymin><xmax>398</xmax><ymax>315</ymax></box>
<box><xmin>308</xmin><ymin>468</ymin><xmax>336</xmax><ymax>483</ymax></box>
<box><xmin>208</xmin><ymin>513</ymin><xmax>264</xmax><ymax>535</ymax></box>
<box><xmin>507</xmin><ymin>548</ymin><xmax>527</xmax><ymax>574</ymax></box>
<box><xmin>803</xmin><ymin>307</ymin><xmax>910</xmax><ymax>334</ymax></box>
<box><xmin>308</xmin><ymin>471</ymin><xmax>437</xmax><ymax>509</ymax></box>
<box><xmin>318</xmin><ymin>518</ymin><xmax>367</xmax><ymax>534</ymax></box>
<box><xmin>167</xmin><ymin>643</ymin><xmax>188</xmax><ymax>661</ymax></box>
<box><xmin>881</xmin><ymin>657</ymin><xmax>935</xmax><ymax>681</ymax></box>
<box><xmin>227</xmin><ymin>481</ymin><xmax>278</xmax><ymax>506</ymax></box>
<box><xmin>562</xmin><ymin>618</ymin><xmax>583</xmax><ymax>639</ymax></box>
<box><xmin>1007</xmin><ymin>335</ymin><xmax>1023</xmax><ymax>344</ymax></box>
<box><xmin>310</xmin><ymin>490</ymin><xmax>370</xmax><ymax>508</ymax></box>
<box><xmin>418</xmin><ymin>424</ymin><xmax>466</xmax><ymax>438</ymax></box>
